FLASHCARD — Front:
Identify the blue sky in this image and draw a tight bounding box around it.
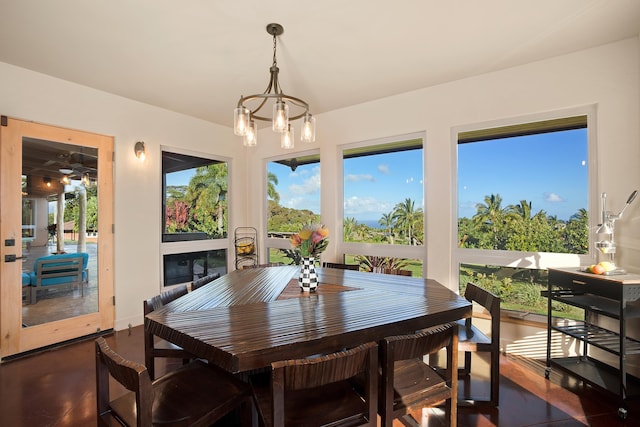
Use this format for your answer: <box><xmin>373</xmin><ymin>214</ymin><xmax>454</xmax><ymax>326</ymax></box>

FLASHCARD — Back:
<box><xmin>458</xmin><ymin>128</ymin><xmax>588</xmax><ymax>221</ymax></box>
<box><xmin>269</xmin><ymin>149</ymin><xmax>424</xmax><ymax>225</ymax></box>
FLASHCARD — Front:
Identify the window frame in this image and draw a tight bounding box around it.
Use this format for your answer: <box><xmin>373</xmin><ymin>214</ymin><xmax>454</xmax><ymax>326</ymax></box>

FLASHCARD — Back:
<box><xmin>263</xmin><ymin>149</ymin><xmax>321</xmax><ymax>262</ymax></box>
<box><xmin>452</xmin><ymin>106</ymin><xmax>598</xmax><ymax>292</ymax></box>
<box><xmin>160</xmin><ymin>146</ymin><xmax>231</xmax><ymax>286</ymax></box>
<box><xmin>338</xmin><ymin>132</ymin><xmax>426</xmax><ymax>275</ymax></box>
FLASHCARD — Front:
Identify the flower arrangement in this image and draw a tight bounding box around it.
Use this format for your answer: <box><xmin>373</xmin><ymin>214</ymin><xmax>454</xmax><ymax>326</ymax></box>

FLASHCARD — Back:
<box><xmin>291</xmin><ymin>224</ymin><xmax>329</xmax><ymax>258</ymax></box>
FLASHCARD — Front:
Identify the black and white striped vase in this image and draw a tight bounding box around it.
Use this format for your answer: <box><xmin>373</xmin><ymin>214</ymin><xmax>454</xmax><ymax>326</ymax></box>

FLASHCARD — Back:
<box><xmin>298</xmin><ymin>256</ymin><xmax>318</xmax><ymax>292</ymax></box>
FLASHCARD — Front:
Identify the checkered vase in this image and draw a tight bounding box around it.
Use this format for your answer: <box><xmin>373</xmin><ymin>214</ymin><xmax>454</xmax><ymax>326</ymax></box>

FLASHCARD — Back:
<box><xmin>298</xmin><ymin>257</ymin><xmax>318</xmax><ymax>292</ymax></box>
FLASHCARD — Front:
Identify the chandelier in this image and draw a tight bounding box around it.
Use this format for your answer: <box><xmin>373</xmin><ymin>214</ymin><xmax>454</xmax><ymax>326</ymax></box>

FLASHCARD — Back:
<box><xmin>234</xmin><ymin>23</ymin><xmax>315</xmax><ymax>149</ymax></box>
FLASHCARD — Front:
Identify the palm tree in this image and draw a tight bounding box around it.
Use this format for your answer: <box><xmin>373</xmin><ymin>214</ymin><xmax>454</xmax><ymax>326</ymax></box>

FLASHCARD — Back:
<box><xmin>392</xmin><ymin>198</ymin><xmax>423</xmax><ymax>245</ymax></box>
<box><xmin>475</xmin><ymin>194</ymin><xmax>506</xmax><ymax>228</ymax></box>
<box><xmin>343</xmin><ymin>217</ymin><xmax>358</xmax><ymax>241</ymax></box>
<box><xmin>378</xmin><ymin>212</ymin><xmax>395</xmax><ymax>244</ymax></box>
<box><xmin>267</xmin><ymin>172</ymin><xmax>280</xmax><ymax>204</ymax></box>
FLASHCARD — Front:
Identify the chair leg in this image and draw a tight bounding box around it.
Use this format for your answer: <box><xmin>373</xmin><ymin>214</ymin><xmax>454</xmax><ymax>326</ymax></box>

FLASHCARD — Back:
<box><xmin>490</xmin><ymin>350</ymin><xmax>500</xmax><ymax>406</ymax></box>
<box><xmin>463</xmin><ymin>351</ymin><xmax>471</xmax><ymax>374</ymax></box>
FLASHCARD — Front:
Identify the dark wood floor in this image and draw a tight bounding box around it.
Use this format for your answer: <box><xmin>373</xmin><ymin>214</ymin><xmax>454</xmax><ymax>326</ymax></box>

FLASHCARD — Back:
<box><xmin>0</xmin><ymin>325</ymin><xmax>634</xmax><ymax>426</ymax></box>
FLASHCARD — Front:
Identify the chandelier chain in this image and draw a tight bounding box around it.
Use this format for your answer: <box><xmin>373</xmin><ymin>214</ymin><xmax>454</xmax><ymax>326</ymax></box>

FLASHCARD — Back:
<box><xmin>272</xmin><ymin>32</ymin><xmax>278</xmax><ymax>68</ymax></box>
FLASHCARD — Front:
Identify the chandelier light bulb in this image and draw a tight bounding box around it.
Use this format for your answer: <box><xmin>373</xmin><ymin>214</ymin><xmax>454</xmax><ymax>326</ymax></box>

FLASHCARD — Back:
<box><xmin>281</xmin><ymin>124</ymin><xmax>294</xmax><ymax>149</ymax></box>
<box><xmin>301</xmin><ymin>113</ymin><xmax>316</xmax><ymax>143</ymax></box>
<box><xmin>243</xmin><ymin>121</ymin><xmax>257</xmax><ymax>147</ymax></box>
<box><xmin>272</xmin><ymin>100</ymin><xmax>289</xmax><ymax>133</ymax></box>
<box><xmin>234</xmin><ymin>106</ymin><xmax>250</xmax><ymax>136</ymax></box>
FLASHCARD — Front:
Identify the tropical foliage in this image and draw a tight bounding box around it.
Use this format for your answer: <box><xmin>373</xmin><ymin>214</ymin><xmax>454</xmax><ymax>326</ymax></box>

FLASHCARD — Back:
<box><xmin>459</xmin><ymin>193</ymin><xmax>588</xmax><ymax>253</ymax></box>
<box><xmin>165</xmin><ymin>162</ymin><xmax>228</xmax><ymax>238</ymax></box>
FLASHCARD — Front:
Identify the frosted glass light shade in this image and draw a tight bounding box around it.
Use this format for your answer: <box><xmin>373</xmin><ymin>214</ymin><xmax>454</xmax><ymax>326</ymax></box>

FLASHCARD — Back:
<box><xmin>301</xmin><ymin>114</ymin><xmax>316</xmax><ymax>143</ymax></box>
<box><xmin>281</xmin><ymin>124</ymin><xmax>294</xmax><ymax>149</ymax></box>
<box><xmin>234</xmin><ymin>106</ymin><xmax>250</xmax><ymax>136</ymax></box>
<box><xmin>243</xmin><ymin>121</ymin><xmax>257</xmax><ymax>147</ymax></box>
<box><xmin>272</xmin><ymin>100</ymin><xmax>289</xmax><ymax>132</ymax></box>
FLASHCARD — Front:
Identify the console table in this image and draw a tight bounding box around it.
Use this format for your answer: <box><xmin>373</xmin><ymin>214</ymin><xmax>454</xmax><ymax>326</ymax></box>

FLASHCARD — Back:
<box><xmin>545</xmin><ymin>267</ymin><xmax>640</xmax><ymax>419</ymax></box>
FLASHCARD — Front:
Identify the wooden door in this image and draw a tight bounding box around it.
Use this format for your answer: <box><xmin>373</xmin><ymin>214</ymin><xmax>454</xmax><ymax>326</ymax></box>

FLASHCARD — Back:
<box><xmin>0</xmin><ymin>117</ymin><xmax>114</xmax><ymax>358</ymax></box>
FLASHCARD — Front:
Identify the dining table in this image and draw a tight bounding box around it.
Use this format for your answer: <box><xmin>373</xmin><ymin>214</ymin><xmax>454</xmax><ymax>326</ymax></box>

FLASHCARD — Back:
<box><xmin>145</xmin><ymin>265</ymin><xmax>472</xmax><ymax>374</ymax></box>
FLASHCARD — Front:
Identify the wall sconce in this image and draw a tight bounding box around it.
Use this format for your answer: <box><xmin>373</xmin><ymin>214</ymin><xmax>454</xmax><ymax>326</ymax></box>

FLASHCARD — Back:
<box><xmin>43</xmin><ymin>176</ymin><xmax>51</xmax><ymax>187</ymax></box>
<box><xmin>134</xmin><ymin>141</ymin><xmax>146</xmax><ymax>161</ymax></box>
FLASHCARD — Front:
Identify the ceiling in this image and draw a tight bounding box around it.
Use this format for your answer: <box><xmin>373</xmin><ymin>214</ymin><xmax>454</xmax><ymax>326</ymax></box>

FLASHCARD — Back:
<box><xmin>1</xmin><ymin>1</ymin><xmax>640</xmax><ymax>129</ymax></box>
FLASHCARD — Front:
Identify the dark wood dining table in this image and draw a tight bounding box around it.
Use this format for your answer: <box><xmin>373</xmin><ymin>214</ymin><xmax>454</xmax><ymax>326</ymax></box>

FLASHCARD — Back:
<box><xmin>145</xmin><ymin>266</ymin><xmax>472</xmax><ymax>374</ymax></box>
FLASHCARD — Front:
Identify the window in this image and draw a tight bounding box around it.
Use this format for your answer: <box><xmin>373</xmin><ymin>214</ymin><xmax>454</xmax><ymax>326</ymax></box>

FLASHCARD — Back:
<box><xmin>455</xmin><ymin>113</ymin><xmax>591</xmax><ymax>317</ymax></box>
<box><xmin>22</xmin><ymin>198</ymin><xmax>35</xmax><ymax>239</ymax></box>
<box><xmin>343</xmin><ymin>138</ymin><xmax>424</xmax><ymax>245</ymax></box>
<box><xmin>161</xmin><ymin>149</ymin><xmax>229</xmax><ymax>286</ymax></box>
<box><xmin>266</xmin><ymin>153</ymin><xmax>321</xmax><ymax>264</ymax></box>
<box><xmin>162</xmin><ymin>151</ymin><xmax>228</xmax><ymax>242</ymax></box>
<box><xmin>340</xmin><ymin>134</ymin><xmax>425</xmax><ymax>277</ymax></box>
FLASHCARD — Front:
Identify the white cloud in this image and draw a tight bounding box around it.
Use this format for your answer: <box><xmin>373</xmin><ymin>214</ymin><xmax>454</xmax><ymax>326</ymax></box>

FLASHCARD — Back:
<box><xmin>289</xmin><ymin>172</ymin><xmax>320</xmax><ymax>195</ymax></box>
<box><xmin>378</xmin><ymin>164</ymin><xmax>389</xmax><ymax>174</ymax></box>
<box><xmin>345</xmin><ymin>174</ymin><xmax>375</xmax><ymax>182</ymax></box>
<box><xmin>343</xmin><ymin>196</ymin><xmax>393</xmax><ymax>216</ymax></box>
<box><xmin>544</xmin><ymin>192</ymin><xmax>564</xmax><ymax>203</ymax></box>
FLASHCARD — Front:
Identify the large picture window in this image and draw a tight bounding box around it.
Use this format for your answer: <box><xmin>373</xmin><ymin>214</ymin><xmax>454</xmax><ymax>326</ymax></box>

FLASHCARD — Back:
<box><xmin>340</xmin><ymin>134</ymin><xmax>425</xmax><ymax>277</ymax></box>
<box><xmin>455</xmin><ymin>113</ymin><xmax>591</xmax><ymax>317</ymax></box>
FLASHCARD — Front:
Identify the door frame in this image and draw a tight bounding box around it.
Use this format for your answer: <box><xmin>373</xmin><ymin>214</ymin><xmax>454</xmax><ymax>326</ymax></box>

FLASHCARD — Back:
<box><xmin>0</xmin><ymin>117</ymin><xmax>114</xmax><ymax>359</ymax></box>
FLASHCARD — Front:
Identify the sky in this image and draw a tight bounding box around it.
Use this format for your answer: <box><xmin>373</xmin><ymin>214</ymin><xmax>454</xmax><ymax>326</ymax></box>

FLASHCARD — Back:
<box><xmin>458</xmin><ymin>128</ymin><xmax>588</xmax><ymax>221</ymax></box>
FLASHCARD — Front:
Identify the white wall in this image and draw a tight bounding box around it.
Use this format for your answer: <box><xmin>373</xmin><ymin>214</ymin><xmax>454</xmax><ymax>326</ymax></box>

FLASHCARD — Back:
<box><xmin>0</xmin><ymin>62</ymin><xmax>249</xmax><ymax>330</ymax></box>
<box><xmin>1</xmin><ymin>37</ymin><xmax>639</xmax><ymax>332</ymax></box>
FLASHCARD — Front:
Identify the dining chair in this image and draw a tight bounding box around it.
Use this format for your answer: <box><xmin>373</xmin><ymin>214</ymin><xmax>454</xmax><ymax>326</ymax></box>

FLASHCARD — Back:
<box><xmin>95</xmin><ymin>337</ymin><xmax>253</xmax><ymax>427</ymax></box>
<box><xmin>321</xmin><ymin>262</ymin><xmax>359</xmax><ymax>270</ymax></box>
<box><xmin>382</xmin><ymin>268</ymin><xmax>412</xmax><ymax>276</ymax></box>
<box><xmin>251</xmin><ymin>342</ymin><xmax>378</xmax><ymax>426</ymax></box>
<box><xmin>458</xmin><ymin>282</ymin><xmax>501</xmax><ymax>407</ymax></box>
<box><xmin>242</xmin><ymin>262</ymin><xmax>285</xmax><ymax>269</ymax></box>
<box><xmin>379</xmin><ymin>323</ymin><xmax>458</xmax><ymax>427</ymax></box>
<box><xmin>143</xmin><ymin>284</ymin><xmax>192</xmax><ymax>380</ymax></box>
<box><xmin>190</xmin><ymin>272</ymin><xmax>220</xmax><ymax>291</ymax></box>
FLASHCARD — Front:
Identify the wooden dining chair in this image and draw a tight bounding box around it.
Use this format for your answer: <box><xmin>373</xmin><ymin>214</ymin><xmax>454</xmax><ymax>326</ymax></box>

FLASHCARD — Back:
<box><xmin>379</xmin><ymin>323</ymin><xmax>458</xmax><ymax>427</ymax></box>
<box><xmin>190</xmin><ymin>272</ymin><xmax>220</xmax><ymax>291</ymax></box>
<box><xmin>95</xmin><ymin>337</ymin><xmax>253</xmax><ymax>427</ymax></box>
<box><xmin>382</xmin><ymin>268</ymin><xmax>412</xmax><ymax>276</ymax></box>
<box><xmin>143</xmin><ymin>284</ymin><xmax>192</xmax><ymax>380</ymax></box>
<box><xmin>322</xmin><ymin>262</ymin><xmax>359</xmax><ymax>271</ymax></box>
<box><xmin>251</xmin><ymin>342</ymin><xmax>378</xmax><ymax>427</ymax></box>
<box><xmin>458</xmin><ymin>282</ymin><xmax>501</xmax><ymax>407</ymax></box>
<box><xmin>242</xmin><ymin>262</ymin><xmax>284</xmax><ymax>269</ymax></box>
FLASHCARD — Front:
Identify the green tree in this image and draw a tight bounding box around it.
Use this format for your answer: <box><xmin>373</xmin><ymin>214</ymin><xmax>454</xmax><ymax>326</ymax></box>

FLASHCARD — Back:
<box><xmin>564</xmin><ymin>208</ymin><xmax>589</xmax><ymax>254</ymax></box>
<box><xmin>267</xmin><ymin>172</ymin><xmax>280</xmax><ymax>204</ymax></box>
<box><xmin>343</xmin><ymin>217</ymin><xmax>358</xmax><ymax>242</ymax></box>
<box><xmin>392</xmin><ymin>198</ymin><xmax>423</xmax><ymax>245</ymax></box>
<box><xmin>378</xmin><ymin>212</ymin><xmax>395</xmax><ymax>244</ymax></box>
<box><xmin>183</xmin><ymin>163</ymin><xmax>228</xmax><ymax>238</ymax></box>
<box><xmin>474</xmin><ymin>194</ymin><xmax>509</xmax><ymax>249</ymax></box>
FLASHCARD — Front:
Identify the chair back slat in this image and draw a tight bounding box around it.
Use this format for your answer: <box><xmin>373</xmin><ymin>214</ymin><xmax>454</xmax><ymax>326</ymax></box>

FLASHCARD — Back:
<box><xmin>464</xmin><ymin>282</ymin><xmax>499</xmax><ymax>315</ymax></box>
<box><xmin>144</xmin><ymin>284</ymin><xmax>188</xmax><ymax>315</ymax></box>
<box><xmin>273</xmin><ymin>342</ymin><xmax>377</xmax><ymax>390</ymax></box>
<box><xmin>322</xmin><ymin>262</ymin><xmax>359</xmax><ymax>271</ymax></box>
<box><xmin>384</xmin><ymin>323</ymin><xmax>454</xmax><ymax>361</ymax></box>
